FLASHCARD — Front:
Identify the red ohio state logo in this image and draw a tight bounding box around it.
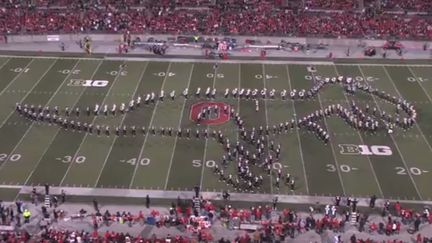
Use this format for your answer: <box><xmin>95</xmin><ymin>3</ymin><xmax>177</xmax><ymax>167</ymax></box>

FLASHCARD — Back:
<box><xmin>190</xmin><ymin>102</ymin><xmax>230</xmax><ymax>125</ymax></box>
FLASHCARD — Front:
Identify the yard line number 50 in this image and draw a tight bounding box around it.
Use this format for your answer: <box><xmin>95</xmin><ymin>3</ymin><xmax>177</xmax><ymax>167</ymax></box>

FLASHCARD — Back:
<box><xmin>192</xmin><ymin>160</ymin><xmax>284</xmax><ymax>170</ymax></box>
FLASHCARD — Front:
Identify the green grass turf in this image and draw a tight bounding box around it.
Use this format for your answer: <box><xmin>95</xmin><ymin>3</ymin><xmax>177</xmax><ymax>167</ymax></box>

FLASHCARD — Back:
<box><xmin>0</xmin><ymin>56</ymin><xmax>431</xmax><ymax>201</ymax></box>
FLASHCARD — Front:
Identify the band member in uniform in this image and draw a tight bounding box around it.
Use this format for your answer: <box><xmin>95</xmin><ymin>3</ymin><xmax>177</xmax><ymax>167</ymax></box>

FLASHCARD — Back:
<box><xmin>170</xmin><ymin>90</ymin><xmax>175</xmax><ymax>100</ymax></box>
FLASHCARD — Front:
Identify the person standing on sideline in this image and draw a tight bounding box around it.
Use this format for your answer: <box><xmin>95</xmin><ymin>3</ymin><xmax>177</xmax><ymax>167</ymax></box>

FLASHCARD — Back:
<box><xmin>369</xmin><ymin>195</ymin><xmax>377</xmax><ymax>208</ymax></box>
<box><xmin>93</xmin><ymin>199</ymin><xmax>99</xmax><ymax>212</ymax></box>
<box><xmin>146</xmin><ymin>195</ymin><xmax>150</xmax><ymax>208</ymax></box>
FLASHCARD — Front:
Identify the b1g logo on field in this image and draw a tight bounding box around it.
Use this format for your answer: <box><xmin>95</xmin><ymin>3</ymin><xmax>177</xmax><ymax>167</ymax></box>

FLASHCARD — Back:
<box><xmin>339</xmin><ymin>144</ymin><xmax>393</xmax><ymax>156</ymax></box>
<box><xmin>190</xmin><ymin>102</ymin><xmax>230</xmax><ymax>125</ymax></box>
<box><xmin>67</xmin><ymin>79</ymin><xmax>109</xmax><ymax>88</ymax></box>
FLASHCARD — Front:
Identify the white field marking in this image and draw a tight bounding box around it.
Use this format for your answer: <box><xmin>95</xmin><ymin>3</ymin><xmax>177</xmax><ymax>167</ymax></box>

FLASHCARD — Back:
<box><xmin>0</xmin><ymin>59</ymin><xmax>58</xmax><ymax>151</ymax></box>
<box><xmin>404</xmin><ymin>66</ymin><xmax>432</xmax><ymax>153</ymax></box>
<box><xmin>0</xmin><ymin>59</ymin><xmax>36</xmax><ymax>124</ymax></box>
<box><xmin>199</xmin><ymin>64</ymin><xmax>217</xmax><ymax>190</ymax></box>
<box><xmin>407</xmin><ymin>66</ymin><xmax>432</xmax><ymax>102</ymax></box>
<box><xmin>310</xmin><ymin>72</ymin><xmax>347</xmax><ymax>196</ymax></box>
<box><xmin>234</xmin><ymin>64</ymin><xmax>241</xmax><ymax>180</ymax></box>
<box><xmin>262</xmin><ymin>64</ymin><xmax>274</xmax><ymax>194</ymax></box>
<box><xmin>0</xmin><ymin>57</ymin><xmax>12</xmax><ymax>83</ymax></box>
<box><xmin>164</xmin><ymin>64</ymin><xmax>194</xmax><ymax>190</ymax></box>
<box><xmin>128</xmin><ymin>62</ymin><xmax>170</xmax><ymax>188</ymax></box>
<box><xmin>0</xmin><ymin>57</ymin><xmax>11</xmax><ymax>69</ymax></box>
<box><xmin>106</xmin><ymin>56</ymin><xmax>432</xmax><ymax>67</ymax></box>
<box><xmin>1</xmin><ymin>184</ymin><xmax>432</xmax><ymax>205</ymax></box>
<box><xmin>55</xmin><ymin>62</ymin><xmax>105</xmax><ymax>186</ymax></box>
<box><xmin>20</xmin><ymin>61</ymin><xmax>103</xmax><ymax>187</ymax></box>
<box><xmin>332</xmin><ymin>65</ymin><xmax>384</xmax><ymax>197</ymax></box>
<box><xmin>0</xmin><ymin>54</ymin><xmax>332</xmax><ymax>65</ymax></box>
<box><xmin>385</xmin><ymin>66</ymin><xmax>432</xmax><ymax>180</ymax></box>
<box><xmin>0</xmin><ymin>60</ymin><xmax>83</xmax><ymax>169</ymax></box>
<box><xmin>3</xmin><ymin>54</ymin><xmax>432</xmax><ymax>67</ymax></box>
<box><xmin>360</xmin><ymin>65</ymin><xmax>423</xmax><ymax>200</ymax></box>
<box><xmin>58</xmin><ymin>60</ymin><xmax>131</xmax><ymax>187</ymax></box>
<box><xmin>90</xmin><ymin>62</ymin><xmax>149</xmax><ymax>188</ymax></box>
<box><xmin>336</xmin><ymin>63</ymin><xmax>432</xmax><ymax>67</ymax></box>
<box><xmin>285</xmin><ymin>65</ymin><xmax>310</xmax><ymax>194</ymax></box>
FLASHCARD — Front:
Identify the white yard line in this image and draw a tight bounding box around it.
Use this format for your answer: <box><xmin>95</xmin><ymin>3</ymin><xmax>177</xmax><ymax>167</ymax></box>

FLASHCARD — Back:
<box><xmin>164</xmin><ymin>64</ymin><xmax>194</xmax><ymax>190</ymax></box>
<box><xmin>0</xmin><ymin>60</ymin><xmax>59</xmax><ymax>169</ymax></box>
<box><xmin>128</xmin><ymin>63</ymin><xmax>171</xmax><ymax>188</ymax></box>
<box><xmin>22</xmin><ymin>62</ymin><xmax>104</xmax><ymax>189</ymax></box>
<box><xmin>285</xmin><ymin>65</ymin><xmax>310</xmax><ymax>194</ymax></box>
<box><xmin>262</xmin><ymin>64</ymin><xmax>275</xmax><ymax>194</ymax></box>
<box><xmin>332</xmin><ymin>65</ymin><xmax>384</xmax><ymax>197</ymax></box>
<box><xmin>0</xmin><ymin>57</ymin><xmax>11</xmax><ymax>69</ymax></box>
<box><xmin>407</xmin><ymin>66</ymin><xmax>432</xmax><ymax>102</ymax></box>
<box><xmin>48</xmin><ymin>61</ymin><xmax>102</xmax><ymax>186</ymax></box>
<box><xmin>55</xmin><ymin>60</ymin><xmax>123</xmax><ymax>186</ymax></box>
<box><xmin>0</xmin><ymin>59</ymin><xmax>36</xmax><ymax>126</ymax></box>
<box><xmin>404</xmin><ymin>66</ymin><xmax>432</xmax><ymax>153</ymax></box>
<box><xmin>359</xmin><ymin>65</ymin><xmax>423</xmax><ymax>200</ymax></box>
<box><xmin>336</xmin><ymin>63</ymin><xmax>432</xmax><ymax>67</ymax></box>
<box><xmin>89</xmin><ymin>62</ymin><xmax>148</xmax><ymax>188</ymax></box>
<box><xmin>199</xmin><ymin>64</ymin><xmax>217</xmax><ymax>190</ymax></box>
<box><xmin>0</xmin><ymin>61</ymin><xmax>84</xmax><ymax>178</ymax></box>
<box><xmin>311</xmin><ymin>73</ymin><xmax>347</xmax><ymax>196</ymax></box>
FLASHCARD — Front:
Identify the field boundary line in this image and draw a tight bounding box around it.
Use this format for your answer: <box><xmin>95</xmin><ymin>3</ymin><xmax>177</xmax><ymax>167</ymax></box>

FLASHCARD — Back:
<box><xmin>2</xmin><ymin>54</ymin><xmax>432</xmax><ymax>67</ymax></box>
<box><xmin>359</xmin><ymin>65</ymin><xmax>423</xmax><ymax>200</ymax></box>
<box><xmin>19</xmin><ymin>63</ymin><xmax>104</xmax><ymax>191</ymax></box>
<box><xmin>336</xmin><ymin>63</ymin><xmax>432</xmax><ymax>67</ymax></box>
<box><xmin>311</xmin><ymin>72</ymin><xmax>347</xmax><ymax>196</ymax></box>
<box><xmin>199</xmin><ymin>64</ymin><xmax>217</xmax><ymax>190</ymax></box>
<box><xmin>332</xmin><ymin>65</ymin><xmax>384</xmax><ymax>197</ymax></box>
<box><xmin>128</xmin><ymin>62</ymin><xmax>170</xmax><ymax>188</ymax></box>
<box><xmin>285</xmin><ymin>65</ymin><xmax>310</xmax><ymax>194</ymax></box>
<box><xmin>3</xmin><ymin>60</ymin><xmax>85</xmax><ymax>185</ymax></box>
<box><xmin>164</xmin><ymin>64</ymin><xmax>194</xmax><ymax>190</ymax></box>
<box><xmin>11</xmin><ymin>185</ymin><xmax>432</xmax><ymax>207</ymax></box>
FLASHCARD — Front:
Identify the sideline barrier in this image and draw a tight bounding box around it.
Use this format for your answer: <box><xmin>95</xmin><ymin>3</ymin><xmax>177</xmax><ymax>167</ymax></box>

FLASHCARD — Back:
<box><xmin>3</xmin><ymin>34</ymin><xmax>431</xmax><ymax>50</ymax></box>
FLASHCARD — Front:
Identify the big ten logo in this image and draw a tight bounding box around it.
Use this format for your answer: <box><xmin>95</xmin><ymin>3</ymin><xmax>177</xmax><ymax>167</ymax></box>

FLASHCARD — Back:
<box><xmin>338</xmin><ymin>144</ymin><xmax>392</xmax><ymax>156</ymax></box>
<box><xmin>190</xmin><ymin>102</ymin><xmax>230</xmax><ymax>125</ymax></box>
<box><xmin>67</xmin><ymin>79</ymin><xmax>109</xmax><ymax>88</ymax></box>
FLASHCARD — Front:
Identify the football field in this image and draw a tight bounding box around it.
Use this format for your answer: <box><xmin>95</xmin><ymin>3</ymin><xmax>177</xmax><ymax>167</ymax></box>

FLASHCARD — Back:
<box><xmin>0</xmin><ymin>55</ymin><xmax>432</xmax><ymax>201</ymax></box>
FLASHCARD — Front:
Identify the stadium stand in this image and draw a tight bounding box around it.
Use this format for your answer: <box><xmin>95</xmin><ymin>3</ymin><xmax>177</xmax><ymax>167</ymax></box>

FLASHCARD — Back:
<box><xmin>305</xmin><ymin>0</ymin><xmax>356</xmax><ymax>10</ymax></box>
<box><xmin>1</xmin><ymin>196</ymin><xmax>431</xmax><ymax>242</ymax></box>
<box><xmin>0</xmin><ymin>0</ymin><xmax>431</xmax><ymax>39</ymax></box>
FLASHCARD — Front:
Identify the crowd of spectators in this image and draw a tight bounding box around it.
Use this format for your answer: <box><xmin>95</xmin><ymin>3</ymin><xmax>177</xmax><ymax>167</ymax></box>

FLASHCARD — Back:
<box><xmin>1</xmin><ymin>5</ymin><xmax>432</xmax><ymax>39</ymax></box>
<box><xmin>0</xmin><ymin>0</ymin><xmax>431</xmax><ymax>11</ymax></box>
<box><xmin>305</xmin><ymin>0</ymin><xmax>356</xmax><ymax>10</ymax></box>
<box><xmin>0</xmin><ymin>0</ymin><xmax>431</xmax><ymax>39</ymax></box>
<box><xmin>2</xmin><ymin>192</ymin><xmax>432</xmax><ymax>242</ymax></box>
<box><xmin>378</xmin><ymin>0</ymin><xmax>432</xmax><ymax>11</ymax></box>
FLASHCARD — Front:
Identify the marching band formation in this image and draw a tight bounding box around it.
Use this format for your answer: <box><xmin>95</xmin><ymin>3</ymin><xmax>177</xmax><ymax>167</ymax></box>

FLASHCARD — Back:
<box><xmin>14</xmin><ymin>74</ymin><xmax>417</xmax><ymax>192</ymax></box>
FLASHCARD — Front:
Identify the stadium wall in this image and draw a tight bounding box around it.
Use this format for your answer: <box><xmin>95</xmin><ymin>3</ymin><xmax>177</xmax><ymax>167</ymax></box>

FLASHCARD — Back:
<box><xmin>3</xmin><ymin>34</ymin><xmax>431</xmax><ymax>50</ymax></box>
